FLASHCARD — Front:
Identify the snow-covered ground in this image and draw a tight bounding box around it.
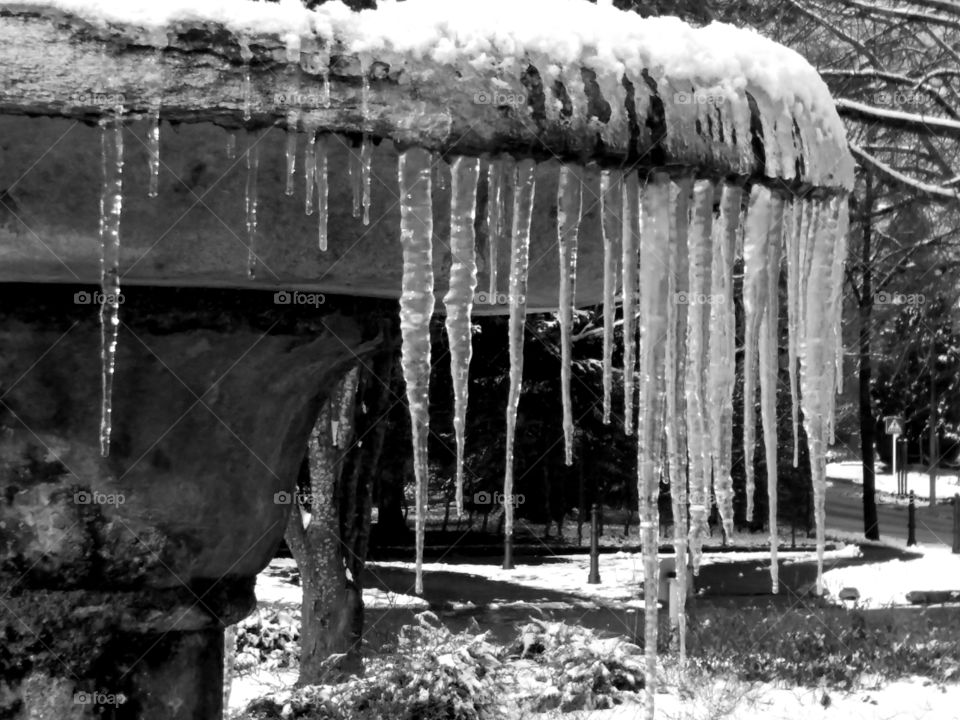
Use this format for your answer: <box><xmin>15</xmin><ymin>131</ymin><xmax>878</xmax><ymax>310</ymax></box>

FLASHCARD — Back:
<box><xmin>828</xmin><ymin>460</ymin><xmax>960</xmax><ymax>501</ymax></box>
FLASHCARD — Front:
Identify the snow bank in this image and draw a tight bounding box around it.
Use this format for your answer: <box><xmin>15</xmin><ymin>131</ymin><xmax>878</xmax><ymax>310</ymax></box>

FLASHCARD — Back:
<box><xmin>13</xmin><ymin>0</ymin><xmax>847</xmax><ymax>146</ymax></box>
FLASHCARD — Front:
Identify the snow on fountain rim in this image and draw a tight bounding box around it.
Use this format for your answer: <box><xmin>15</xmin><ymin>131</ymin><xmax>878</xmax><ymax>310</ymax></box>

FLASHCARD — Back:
<box><xmin>12</xmin><ymin>0</ymin><xmax>848</xmax><ymax>147</ymax></box>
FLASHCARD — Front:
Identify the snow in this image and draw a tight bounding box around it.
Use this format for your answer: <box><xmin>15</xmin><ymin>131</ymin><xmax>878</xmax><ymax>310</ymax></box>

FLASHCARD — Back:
<box><xmin>828</xmin><ymin>461</ymin><xmax>960</xmax><ymax>501</ymax></box>
<box><xmin>19</xmin><ymin>0</ymin><xmax>848</xmax><ymax>151</ymax></box>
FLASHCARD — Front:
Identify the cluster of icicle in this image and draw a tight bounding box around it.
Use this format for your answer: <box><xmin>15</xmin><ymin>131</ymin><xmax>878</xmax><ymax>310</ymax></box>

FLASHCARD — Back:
<box><xmin>391</xmin><ymin>155</ymin><xmax>846</xmax><ymax>720</ymax></box>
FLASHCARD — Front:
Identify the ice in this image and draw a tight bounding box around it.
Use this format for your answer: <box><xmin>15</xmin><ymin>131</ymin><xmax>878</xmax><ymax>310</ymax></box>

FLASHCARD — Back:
<box><xmin>284</xmin><ymin>129</ymin><xmax>297</xmax><ymax>197</ymax></box>
<box><xmin>398</xmin><ymin>147</ymin><xmax>435</xmax><ymax>595</ymax></box>
<box><xmin>240</xmin><ymin>40</ymin><xmax>253</xmax><ymax>122</ymax></box>
<box><xmin>637</xmin><ymin>173</ymin><xmax>671</xmax><ymax>720</ymax></box>
<box><xmin>685</xmin><ymin>180</ymin><xmax>714</xmax><ymax>574</ymax></box>
<box><xmin>600</xmin><ymin>170</ymin><xmax>621</xmax><ymax>426</ymax></box>
<box><xmin>786</xmin><ymin>199</ymin><xmax>802</xmax><ymax>467</ymax></box>
<box><xmin>759</xmin><ymin>194</ymin><xmax>784</xmax><ymax>592</ymax></box>
<box><xmin>742</xmin><ymin>185</ymin><xmax>774</xmax><ymax>524</ymax></box>
<box><xmin>361</xmin><ymin>134</ymin><xmax>373</xmax><ymax>225</ymax></box>
<box><xmin>304</xmin><ymin>134</ymin><xmax>316</xmax><ymax>216</ymax></box>
<box><xmin>666</xmin><ymin>177</ymin><xmax>691</xmax><ymax>655</ymax></box>
<box><xmin>244</xmin><ymin>132</ymin><xmax>260</xmax><ymax>279</ymax></box>
<box><xmin>146</xmin><ymin>107</ymin><xmax>160</xmax><ymax>198</ymax></box>
<box><xmin>557</xmin><ymin>165</ymin><xmax>583</xmax><ymax>466</ymax></box>
<box><xmin>707</xmin><ymin>184</ymin><xmax>742</xmax><ymax>537</ymax></box>
<box><xmin>443</xmin><ymin>156</ymin><xmax>480</xmax><ymax>517</ymax></box>
<box><xmin>503</xmin><ymin>159</ymin><xmax>536</xmax><ymax>563</ymax></box>
<box><xmin>226</xmin><ymin>132</ymin><xmax>236</xmax><ymax>160</ymax></box>
<box><xmin>316</xmin><ymin>135</ymin><xmax>329</xmax><ymax>251</ymax></box>
<box><xmin>350</xmin><ymin>141</ymin><xmax>362</xmax><ymax>219</ymax></box>
<box><xmin>621</xmin><ymin>171</ymin><xmax>640</xmax><ymax>436</ymax></box>
<box><xmin>486</xmin><ymin>156</ymin><xmax>508</xmax><ymax>304</ymax></box>
<box><xmin>98</xmin><ymin>116</ymin><xmax>124</xmax><ymax>458</ymax></box>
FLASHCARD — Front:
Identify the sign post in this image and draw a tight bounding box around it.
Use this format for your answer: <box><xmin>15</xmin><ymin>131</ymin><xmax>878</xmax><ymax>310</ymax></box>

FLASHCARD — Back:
<box><xmin>884</xmin><ymin>416</ymin><xmax>905</xmax><ymax>496</ymax></box>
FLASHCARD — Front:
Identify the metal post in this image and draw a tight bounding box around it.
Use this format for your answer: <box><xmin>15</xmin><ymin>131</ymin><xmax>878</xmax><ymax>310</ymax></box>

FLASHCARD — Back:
<box><xmin>588</xmin><ymin>503</ymin><xmax>601</xmax><ymax>584</ymax></box>
<box><xmin>898</xmin><ymin>437</ymin><xmax>909</xmax><ymax>496</ymax></box>
<box><xmin>953</xmin><ymin>494</ymin><xmax>960</xmax><ymax>554</ymax></box>
<box><xmin>503</xmin><ymin>531</ymin><xmax>513</xmax><ymax>570</ymax></box>
<box><xmin>892</xmin><ymin>432</ymin><xmax>899</xmax><ymax>494</ymax></box>
<box><xmin>907</xmin><ymin>490</ymin><xmax>917</xmax><ymax>546</ymax></box>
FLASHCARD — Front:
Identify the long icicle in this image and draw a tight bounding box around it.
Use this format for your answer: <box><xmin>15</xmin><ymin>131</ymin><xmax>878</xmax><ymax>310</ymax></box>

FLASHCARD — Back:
<box><xmin>245</xmin><ymin>132</ymin><xmax>260</xmax><ymax>279</ymax></box>
<box><xmin>685</xmin><ymin>180</ymin><xmax>714</xmax><ymax>575</ymax></box>
<box><xmin>600</xmin><ymin>170</ymin><xmax>622</xmax><ymax>426</ymax></box>
<box><xmin>350</xmin><ymin>140</ymin><xmax>362</xmax><ymax>219</ymax></box>
<box><xmin>787</xmin><ymin>198</ymin><xmax>804</xmax><ymax>467</ymax></box>
<box><xmin>621</xmin><ymin>170</ymin><xmax>640</xmax><ymax>435</ymax></box>
<box><xmin>503</xmin><ymin>159</ymin><xmax>537</xmax><ymax>570</ymax></box>
<box><xmin>305</xmin><ymin>134</ymin><xmax>317</xmax><ymax>216</ymax></box>
<box><xmin>742</xmin><ymin>185</ymin><xmax>773</xmax><ymax>525</ymax></box>
<box><xmin>146</xmin><ymin>105</ymin><xmax>160</xmax><ymax>198</ymax></box>
<box><xmin>666</xmin><ymin>177</ymin><xmax>692</xmax><ymax>658</ymax></box>
<box><xmin>316</xmin><ymin>135</ymin><xmax>329</xmax><ymax>251</ymax></box>
<box><xmin>708</xmin><ymin>184</ymin><xmax>743</xmax><ymax>537</ymax></box>
<box><xmin>284</xmin><ymin>128</ymin><xmax>297</xmax><ymax>197</ymax></box>
<box><xmin>99</xmin><ymin>114</ymin><xmax>124</xmax><ymax>457</ymax></box>
<box><xmin>398</xmin><ymin>148</ymin><xmax>435</xmax><ymax>595</ymax></box>
<box><xmin>486</xmin><ymin>156</ymin><xmax>506</xmax><ymax>304</ymax></box>
<box><xmin>361</xmin><ymin>134</ymin><xmax>373</xmax><ymax>225</ymax></box>
<box><xmin>558</xmin><ymin>165</ymin><xmax>583</xmax><ymax>466</ymax></box>
<box><xmin>444</xmin><ymin>156</ymin><xmax>480</xmax><ymax>517</ymax></box>
<box><xmin>638</xmin><ymin>173</ymin><xmax>670</xmax><ymax>720</ymax></box>
<box><xmin>760</xmin><ymin>194</ymin><xmax>785</xmax><ymax>593</ymax></box>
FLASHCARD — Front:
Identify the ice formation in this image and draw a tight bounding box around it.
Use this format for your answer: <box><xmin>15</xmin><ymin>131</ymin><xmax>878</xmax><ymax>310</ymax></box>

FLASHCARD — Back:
<box><xmin>486</xmin><ymin>156</ymin><xmax>510</xmax><ymax>304</ymax></box>
<box><xmin>360</xmin><ymin>134</ymin><xmax>373</xmax><ymax>226</ymax></box>
<box><xmin>284</xmin><ymin>130</ymin><xmax>297</xmax><ymax>197</ymax></box>
<box><xmin>146</xmin><ymin>108</ymin><xmax>160</xmax><ymax>198</ymax></box>
<box><xmin>398</xmin><ymin>148</ymin><xmax>435</xmax><ymax>595</ymax></box>
<box><xmin>98</xmin><ymin>116</ymin><xmax>123</xmax><ymax>457</ymax></box>
<box><xmin>304</xmin><ymin>134</ymin><xmax>316</xmax><ymax>215</ymax></box>
<box><xmin>444</xmin><ymin>156</ymin><xmax>480</xmax><ymax>516</ymax></box>
<box><xmin>621</xmin><ymin>171</ymin><xmax>640</xmax><ymax>436</ymax></box>
<box><xmin>600</xmin><ymin>171</ymin><xmax>621</xmax><ymax>426</ymax></box>
<box><xmin>244</xmin><ymin>132</ymin><xmax>260</xmax><ymax>279</ymax></box>
<box><xmin>316</xmin><ymin>135</ymin><xmax>329</xmax><ymax>251</ymax></box>
<box><xmin>557</xmin><ymin>165</ymin><xmax>582</xmax><ymax>466</ymax></box>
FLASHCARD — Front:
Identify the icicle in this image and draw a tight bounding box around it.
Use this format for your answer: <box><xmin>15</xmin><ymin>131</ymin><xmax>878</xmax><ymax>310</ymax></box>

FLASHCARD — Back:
<box><xmin>504</xmin><ymin>159</ymin><xmax>537</xmax><ymax>568</ymax></box>
<box><xmin>444</xmin><ymin>156</ymin><xmax>480</xmax><ymax>517</ymax></box>
<box><xmin>146</xmin><ymin>105</ymin><xmax>160</xmax><ymax>198</ymax></box>
<box><xmin>486</xmin><ymin>156</ymin><xmax>507</xmax><ymax>304</ymax></box>
<box><xmin>226</xmin><ymin>132</ymin><xmax>237</xmax><ymax>160</ymax></box>
<box><xmin>637</xmin><ymin>173</ymin><xmax>670</xmax><ymax>720</ymax></box>
<box><xmin>685</xmin><ymin>181</ymin><xmax>714</xmax><ymax>575</ymax></box>
<box><xmin>742</xmin><ymin>185</ymin><xmax>774</xmax><ymax>524</ymax></box>
<box><xmin>98</xmin><ymin>114</ymin><xmax>124</xmax><ymax>458</ymax></box>
<box><xmin>434</xmin><ymin>154</ymin><xmax>448</xmax><ymax>191</ymax></box>
<box><xmin>760</xmin><ymin>195</ymin><xmax>785</xmax><ymax>593</ymax></box>
<box><xmin>304</xmin><ymin>134</ymin><xmax>317</xmax><ymax>216</ymax></box>
<box><xmin>245</xmin><ymin>132</ymin><xmax>260</xmax><ymax>279</ymax></box>
<box><xmin>621</xmin><ymin>171</ymin><xmax>640</xmax><ymax>435</ymax></box>
<box><xmin>284</xmin><ymin>130</ymin><xmax>297</xmax><ymax>197</ymax></box>
<box><xmin>787</xmin><ymin>199</ymin><xmax>803</xmax><ymax>468</ymax></box>
<box><xmin>398</xmin><ymin>148</ymin><xmax>435</xmax><ymax>595</ymax></box>
<box><xmin>361</xmin><ymin>134</ymin><xmax>373</xmax><ymax>226</ymax></box>
<box><xmin>799</xmin><ymin>198</ymin><xmax>839</xmax><ymax>595</ymax></box>
<box><xmin>707</xmin><ymin>184</ymin><xmax>742</xmax><ymax>538</ymax></box>
<box><xmin>350</xmin><ymin>142</ymin><xmax>362</xmax><ymax>219</ymax></box>
<box><xmin>316</xmin><ymin>135</ymin><xmax>329</xmax><ymax>251</ymax></box>
<box><xmin>557</xmin><ymin>165</ymin><xmax>583</xmax><ymax>466</ymax></box>
<box><xmin>600</xmin><ymin>170</ymin><xmax>622</xmax><ymax>425</ymax></box>
<box><xmin>240</xmin><ymin>40</ymin><xmax>254</xmax><ymax>122</ymax></box>
<box><xmin>666</xmin><ymin>177</ymin><xmax>692</xmax><ymax>659</ymax></box>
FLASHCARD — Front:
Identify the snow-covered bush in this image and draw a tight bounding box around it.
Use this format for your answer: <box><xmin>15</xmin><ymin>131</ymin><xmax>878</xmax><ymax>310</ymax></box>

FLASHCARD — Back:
<box><xmin>235</xmin><ymin>609</ymin><xmax>301</xmax><ymax>672</ymax></box>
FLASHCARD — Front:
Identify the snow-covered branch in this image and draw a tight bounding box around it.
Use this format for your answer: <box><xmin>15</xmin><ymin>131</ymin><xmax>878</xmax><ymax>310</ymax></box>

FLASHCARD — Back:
<box><xmin>850</xmin><ymin>141</ymin><xmax>960</xmax><ymax>201</ymax></box>
<box><xmin>837</xmin><ymin>99</ymin><xmax>960</xmax><ymax>138</ymax></box>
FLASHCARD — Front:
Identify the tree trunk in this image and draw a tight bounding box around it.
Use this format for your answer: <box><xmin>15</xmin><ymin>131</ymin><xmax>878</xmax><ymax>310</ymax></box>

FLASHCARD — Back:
<box><xmin>859</xmin><ymin>172</ymin><xmax>881</xmax><ymax>540</ymax></box>
<box><xmin>929</xmin><ymin>341</ymin><xmax>939</xmax><ymax>506</ymax></box>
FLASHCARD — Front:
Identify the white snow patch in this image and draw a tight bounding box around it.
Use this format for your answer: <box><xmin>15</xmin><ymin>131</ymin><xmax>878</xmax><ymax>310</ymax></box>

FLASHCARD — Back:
<box><xmin>828</xmin><ymin>460</ymin><xmax>960</xmax><ymax>501</ymax></box>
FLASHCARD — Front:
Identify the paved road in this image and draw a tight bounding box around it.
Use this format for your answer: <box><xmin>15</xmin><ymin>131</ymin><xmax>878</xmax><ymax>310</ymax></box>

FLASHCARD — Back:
<box><xmin>826</xmin><ymin>480</ymin><xmax>956</xmax><ymax>547</ymax></box>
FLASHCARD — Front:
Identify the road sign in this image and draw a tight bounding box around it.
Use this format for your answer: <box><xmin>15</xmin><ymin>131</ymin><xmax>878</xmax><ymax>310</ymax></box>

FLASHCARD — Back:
<box><xmin>884</xmin><ymin>416</ymin><xmax>904</xmax><ymax>435</ymax></box>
